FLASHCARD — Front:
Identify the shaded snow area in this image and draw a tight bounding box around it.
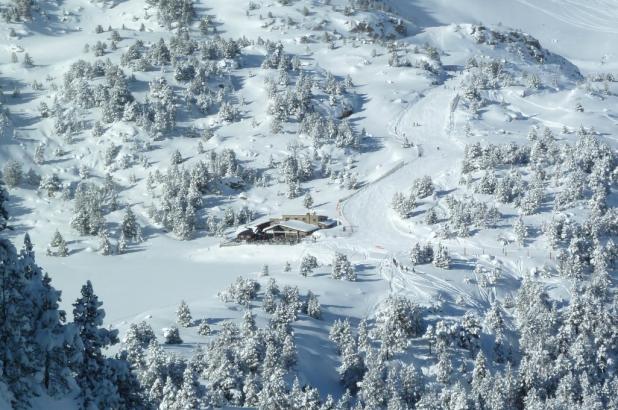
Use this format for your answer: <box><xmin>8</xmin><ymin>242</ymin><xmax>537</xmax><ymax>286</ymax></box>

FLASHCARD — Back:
<box><xmin>1</xmin><ymin>0</ymin><xmax>618</xmax><ymax>408</ymax></box>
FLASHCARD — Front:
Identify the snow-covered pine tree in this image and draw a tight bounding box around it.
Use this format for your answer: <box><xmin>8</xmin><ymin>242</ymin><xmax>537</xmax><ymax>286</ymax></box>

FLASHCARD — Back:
<box><xmin>300</xmin><ymin>254</ymin><xmax>318</xmax><ymax>277</ymax></box>
<box><xmin>47</xmin><ymin>230</ymin><xmax>69</xmax><ymax>257</ymax></box>
<box><xmin>0</xmin><ymin>181</ymin><xmax>8</xmax><ymax>231</ymax></box>
<box><xmin>176</xmin><ymin>365</ymin><xmax>204</xmax><ymax>408</ymax></box>
<box><xmin>338</xmin><ymin>340</ymin><xmax>365</xmax><ymax>393</ymax></box>
<box><xmin>0</xmin><ymin>232</ymin><xmax>83</xmax><ymax>408</ymax></box>
<box><xmin>374</xmin><ymin>296</ymin><xmax>423</xmax><ymax>358</ymax></box>
<box><xmin>413</xmin><ymin>175</ymin><xmax>434</xmax><ymax>198</ymax></box>
<box><xmin>72</xmin><ymin>281</ymin><xmax>124</xmax><ymax>409</ymax></box>
<box><xmin>436</xmin><ymin>350</ymin><xmax>453</xmax><ymax>384</ymax></box>
<box><xmin>432</xmin><ymin>244</ymin><xmax>451</xmax><ymax>269</ymax></box>
<box><xmin>99</xmin><ymin>229</ymin><xmax>113</xmax><ymax>256</ymax></box>
<box><xmin>163</xmin><ymin>326</ymin><xmax>183</xmax><ymax>344</ymax></box>
<box><xmin>121</xmin><ymin>207</ymin><xmax>142</xmax><ymax>243</ymax></box>
<box><xmin>425</xmin><ymin>207</ymin><xmax>438</xmax><ymax>225</ymax></box>
<box><xmin>2</xmin><ymin>160</ymin><xmax>22</xmax><ymax>188</ymax></box>
<box><xmin>176</xmin><ymin>300</ymin><xmax>192</xmax><ymax>327</ymax></box>
<box><xmin>197</xmin><ymin>321</ymin><xmax>211</xmax><ymax>336</ymax></box>
<box><xmin>514</xmin><ymin>215</ymin><xmax>527</xmax><ymax>246</ymax></box>
<box><xmin>171</xmin><ymin>149</ymin><xmax>183</xmax><ymax>165</ymax></box>
<box><xmin>306</xmin><ymin>291</ymin><xmax>321</xmax><ymax>319</ymax></box>
<box><xmin>471</xmin><ymin>350</ymin><xmax>489</xmax><ymax>408</ymax></box>
<box><xmin>332</xmin><ymin>252</ymin><xmax>355</xmax><ymax>280</ymax></box>
<box><xmin>303</xmin><ymin>192</ymin><xmax>314</xmax><ymax>209</ymax></box>
<box><xmin>392</xmin><ymin>192</ymin><xmax>415</xmax><ymax>217</ymax></box>
<box><xmin>117</xmin><ymin>233</ymin><xmax>128</xmax><ymax>255</ymax></box>
<box><xmin>358</xmin><ymin>352</ymin><xmax>386</xmax><ymax>408</ymax></box>
<box><xmin>282</xmin><ymin>333</ymin><xmax>297</xmax><ymax>369</ymax></box>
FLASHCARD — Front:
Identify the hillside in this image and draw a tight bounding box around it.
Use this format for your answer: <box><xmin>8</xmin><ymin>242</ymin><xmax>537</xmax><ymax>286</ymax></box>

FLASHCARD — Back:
<box><xmin>1</xmin><ymin>0</ymin><xmax>617</xmax><ymax>409</ymax></box>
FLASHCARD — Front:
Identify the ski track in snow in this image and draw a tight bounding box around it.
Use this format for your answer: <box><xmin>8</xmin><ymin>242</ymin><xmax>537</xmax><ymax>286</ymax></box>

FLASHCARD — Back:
<box><xmin>514</xmin><ymin>0</ymin><xmax>618</xmax><ymax>34</ymax></box>
<box><xmin>331</xmin><ymin>77</ymin><xmax>491</xmax><ymax>308</ymax></box>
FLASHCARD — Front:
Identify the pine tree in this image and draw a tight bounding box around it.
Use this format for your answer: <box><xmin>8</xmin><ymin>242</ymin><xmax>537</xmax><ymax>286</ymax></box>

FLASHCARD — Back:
<box><xmin>176</xmin><ymin>300</ymin><xmax>192</xmax><ymax>327</ymax></box>
<box><xmin>282</xmin><ymin>333</ymin><xmax>297</xmax><ymax>369</ymax></box>
<box><xmin>72</xmin><ymin>281</ymin><xmax>122</xmax><ymax>409</ymax></box>
<box><xmin>176</xmin><ymin>366</ymin><xmax>203</xmax><ymax>408</ymax></box>
<box><xmin>432</xmin><ymin>244</ymin><xmax>451</xmax><ymax>269</ymax></box>
<box><xmin>159</xmin><ymin>376</ymin><xmax>178</xmax><ymax>409</ymax></box>
<box><xmin>47</xmin><ymin>230</ymin><xmax>69</xmax><ymax>257</ymax></box>
<box><xmin>121</xmin><ymin>207</ymin><xmax>141</xmax><ymax>243</ymax></box>
<box><xmin>34</xmin><ymin>144</ymin><xmax>45</xmax><ymax>165</ymax></box>
<box><xmin>197</xmin><ymin>321</ymin><xmax>211</xmax><ymax>336</ymax></box>
<box><xmin>471</xmin><ymin>350</ymin><xmax>488</xmax><ymax>407</ymax></box>
<box><xmin>0</xmin><ymin>233</ymin><xmax>83</xmax><ymax>408</ymax></box>
<box><xmin>22</xmin><ymin>53</ymin><xmax>33</xmax><ymax>67</ymax></box>
<box><xmin>0</xmin><ymin>181</ymin><xmax>8</xmax><ymax>232</ymax></box>
<box><xmin>117</xmin><ymin>233</ymin><xmax>128</xmax><ymax>255</ymax></box>
<box><xmin>241</xmin><ymin>310</ymin><xmax>257</xmax><ymax>336</ymax></box>
<box><xmin>359</xmin><ymin>352</ymin><xmax>386</xmax><ymax>408</ymax></box>
<box><xmin>303</xmin><ymin>192</ymin><xmax>314</xmax><ymax>209</ymax></box>
<box><xmin>338</xmin><ymin>341</ymin><xmax>365</xmax><ymax>393</ymax></box>
<box><xmin>514</xmin><ymin>215</ymin><xmax>527</xmax><ymax>246</ymax></box>
<box><xmin>300</xmin><ymin>254</ymin><xmax>318</xmax><ymax>277</ymax></box>
<box><xmin>171</xmin><ymin>149</ymin><xmax>183</xmax><ymax>165</ymax></box>
<box><xmin>357</xmin><ymin>319</ymin><xmax>371</xmax><ymax>353</ymax></box>
<box><xmin>332</xmin><ymin>252</ymin><xmax>355</xmax><ymax>281</ymax></box>
<box><xmin>258</xmin><ymin>367</ymin><xmax>289</xmax><ymax>409</ymax></box>
<box><xmin>99</xmin><ymin>230</ymin><xmax>113</xmax><ymax>256</ymax></box>
<box><xmin>306</xmin><ymin>291</ymin><xmax>321</xmax><ymax>319</ymax></box>
<box><xmin>163</xmin><ymin>326</ymin><xmax>183</xmax><ymax>344</ymax></box>
<box><xmin>3</xmin><ymin>160</ymin><xmax>23</xmax><ymax>188</ymax></box>
<box><xmin>425</xmin><ymin>208</ymin><xmax>438</xmax><ymax>225</ymax></box>
<box><xmin>436</xmin><ymin>350</ymin><xmax>452</xmax><ymax>384</ymax></box>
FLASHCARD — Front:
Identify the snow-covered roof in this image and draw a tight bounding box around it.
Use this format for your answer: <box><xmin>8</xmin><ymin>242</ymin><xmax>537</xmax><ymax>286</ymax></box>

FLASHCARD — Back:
<box><xmin>234</xmin><ymin>226</ymin><xmax>253</xmax><ymax>236</ymax></box>
<box><xmin>263</xmin><ymin>220</ymin><xmax>320</xmax><ymax>233</ymax></box>
<box><xmin>246</xmin><ymin>216</ymin><xmax>274</xmax><ymax>230</ymax></box>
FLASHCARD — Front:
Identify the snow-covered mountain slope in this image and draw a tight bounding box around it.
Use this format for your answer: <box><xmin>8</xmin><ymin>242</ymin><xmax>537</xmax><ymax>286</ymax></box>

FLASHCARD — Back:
<box><xmin>1</xmin><ymin>0</ymin><xmax>618</xmax><ymax>409</ymax></box>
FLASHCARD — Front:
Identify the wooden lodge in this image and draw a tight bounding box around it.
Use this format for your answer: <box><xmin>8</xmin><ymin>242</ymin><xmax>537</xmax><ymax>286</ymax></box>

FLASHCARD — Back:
<box><xmin>231</xmin><ymin>212</ymin><xmax>336</xmax><ymax>243</ymax></box>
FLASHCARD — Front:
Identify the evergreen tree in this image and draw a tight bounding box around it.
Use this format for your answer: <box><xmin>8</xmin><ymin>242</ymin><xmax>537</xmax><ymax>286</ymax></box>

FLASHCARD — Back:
<box><xmin>306</xmin><ymin>291</ymin><xmax>321</xmax><ymax>319</ymax></box>
<box><xmin>0</xmin><ymin>234</ymin><xmax>80</xmax><ymax>408</ymax></box>
<box><xmin>425</xmin><ymin>208</ymin><xmax>438</xmax><ymax>225</ymax></box>
<box><xmin>303</xmin><ymin>192</ymin><xmax>314</xmax><ymax>209</ymax></box>
<box><xmin>300</xmin><ymin>254</ymin><xmax>318</xmax><ymax>277</ymax></box>
<box><xmin>436</xmin><ymin>350</ymin><xmax>452</xmax><ymax>384</ymax></box>
<box><xmin>176</xmin><ymin>300</ymin><xmax>192</xmax><ymax>327</ymax></box>
<box><xmin>116</xmin><ymin>233</ymin><xmax>128</xmax><ymax>255</ymax></box>
<box><xmin>197</xmin><ymin>321</ymin><xmax>211</xmax><ymax>336</ymax></box>
<box><xmin>432</xmin><ymin>244</ymin><xmax>451</xmax><ymax>269</ymax></box>
<box><xmin>332</xmin><ymin>252</ymin><xmax>355</xmax><ymax>281</ymax></box>
<box><xmin>3</xmin><ymin>160</ymin><xmax>23</xmax><ymax>188</ymax></box>
<box><xmin>47</xmin><ymin>230</ymin><xmax>69</xmax><ymax>257</ymax></box>
<box><xmin>258</xmin><ymin>367</ymin><xmax>289</xmax><ymax>409</ymax></box>
<box><xmin>359</xmin><ymin>352</ymin><xmax>386</xmax><ymax>408</ymax></box>
<box><xmin>72</xmin><ymin>281</ymin><xmax>122</xmax><ymax>409</ymax></box>
<box><xmin>164</xmin><ymin>327</ymin><xmax>183</xmax><ymax>345</ymax></box>
<box><xmin>176</xmin><ymin>366</ymin><xmax>204</xmax><ymax>408</ymax></box>
<box><xmin>514</xmin><ymin>215</ymin><xmax>527</xmax><ymax>246</ymax></box>
<box><xmin>121</xmin><ymin>207</ymin><xmax>142</xmax><ymax>243</ymax></box>
<box><xmin>0</xmin><ymin>181</ymin><xmax>8</xmax><ymax>232</ymax></box>
<box><xmin>99</xmin><ymin>229</ymin><xmax>113</xmax><ymax>256</ymax></box>
<box><xmin>471</xmin><ymin>350</ymin><xmax>489</xmax><ymax>407</ymax></box>
<box><xmin>338</xmin><ymin>340</ymin><xmax>365</xmax><ymax>393</ymax></box>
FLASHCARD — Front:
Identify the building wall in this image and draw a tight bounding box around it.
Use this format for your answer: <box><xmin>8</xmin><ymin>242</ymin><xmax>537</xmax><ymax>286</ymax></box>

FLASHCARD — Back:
<box><xmin>281</xmin><ymin>213</ymin><xmax>320</xmax><ymax>225</ymax></box>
